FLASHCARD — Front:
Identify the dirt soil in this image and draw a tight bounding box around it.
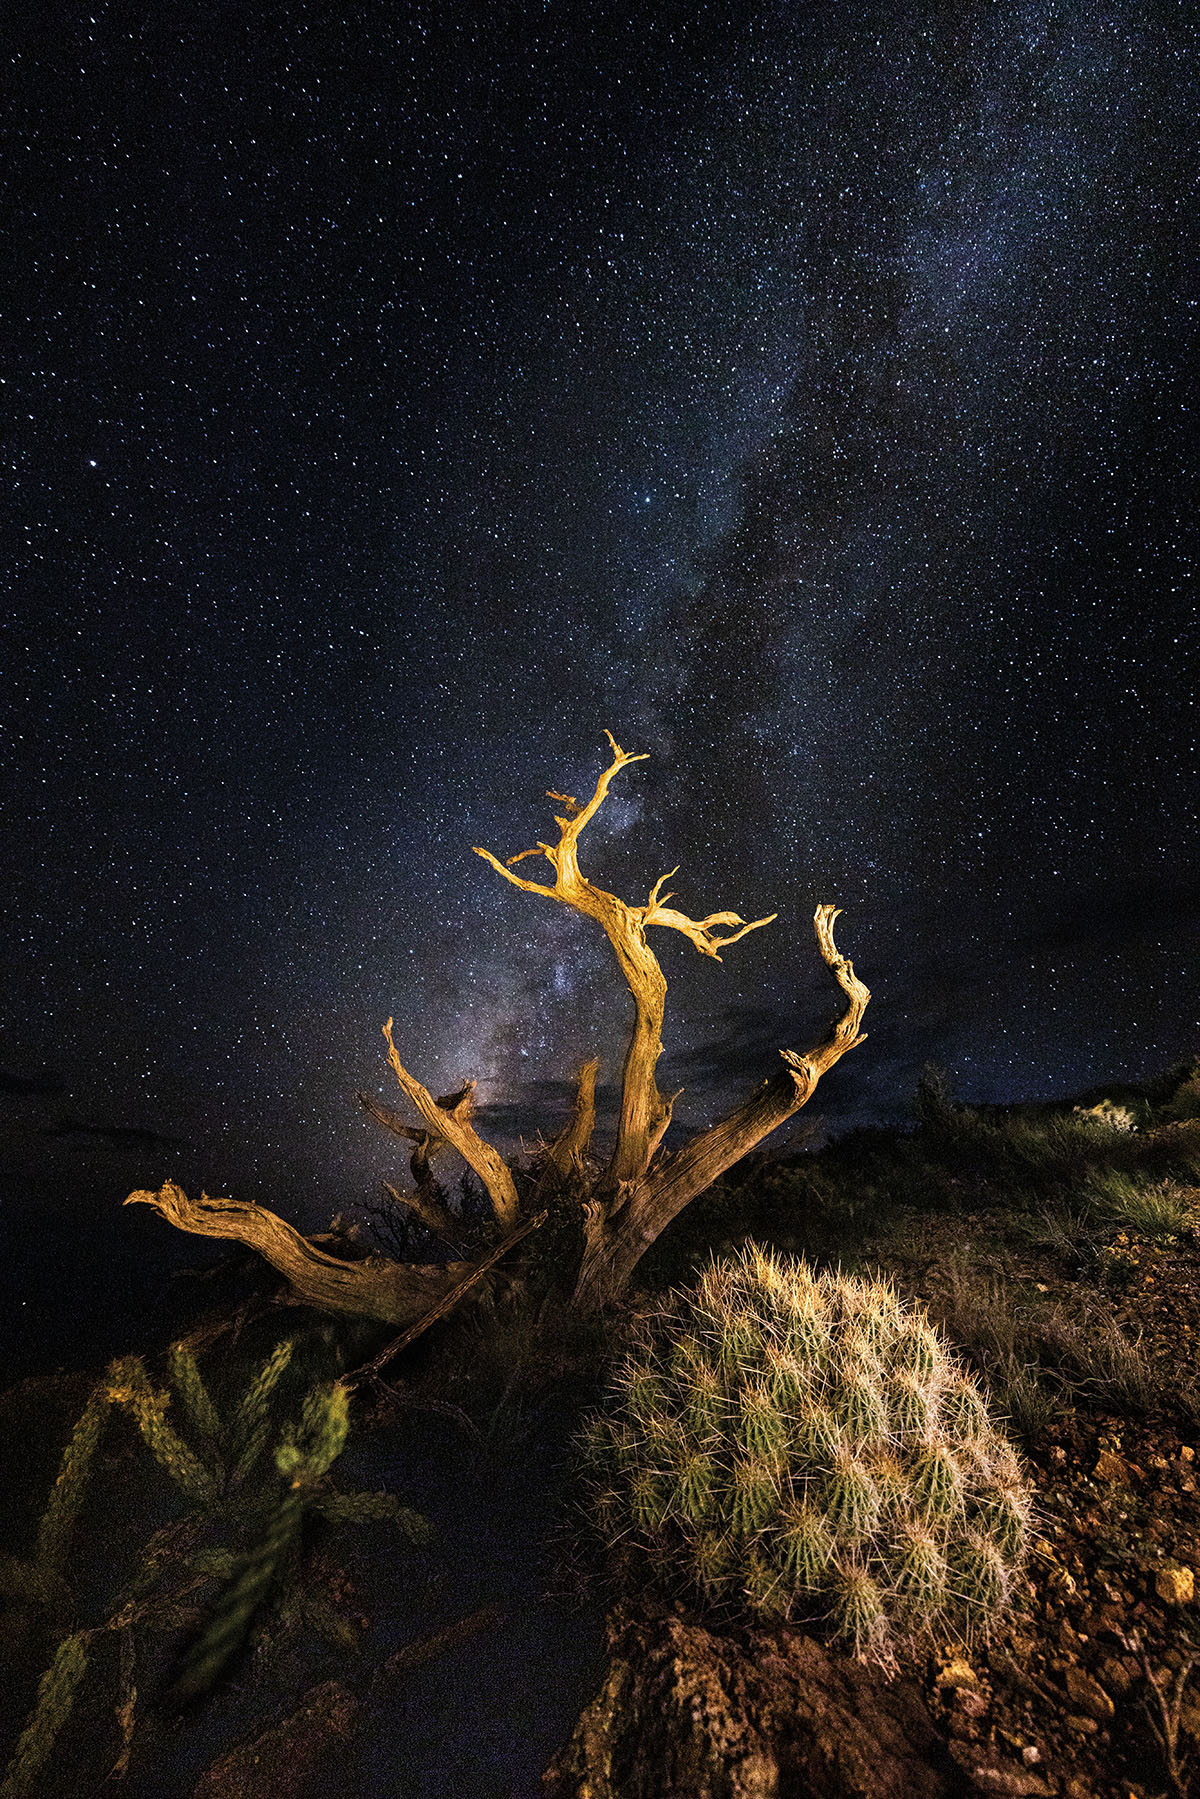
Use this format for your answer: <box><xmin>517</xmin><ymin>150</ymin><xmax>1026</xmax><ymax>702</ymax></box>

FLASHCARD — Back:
<box><xmin>850</xmin><ymin>1207</ymin><xmax>1200</xmax><ymax>1799</ymax></box>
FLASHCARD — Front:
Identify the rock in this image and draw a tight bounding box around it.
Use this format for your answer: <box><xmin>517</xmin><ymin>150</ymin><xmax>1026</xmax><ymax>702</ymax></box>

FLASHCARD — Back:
<box><xmin>970</xmin><ymin>1769</ymin><xmax>1053</xmax><ymax>1797</ymax></box>
<box><xmin>1065</xmin><ymin>1666</ymin><xmax>1115</xmax><ymax>1721</ymax></box>
<box><xmin>953</xmin><ymin>1687</ymin><xmax>989</xmax><ymax>1720</ymax></box>
<box><xmin>1093</xmin><ymin>1448</ymin><xmax>1131</xmax><ymax>1484</ymax></box>
<box><xmin>1154</xmin><ymin>1563</ymin><xmax>1195</xmax><ymax>1605</ymax></box>
<box><xmin>934</xmin><ymin>1657</ymin><xmax>979</xmax><ymax>1690</ymax></box>
<box><xmin>1065</xmin><ymin>1712</ymin><xmax>1099</xmax><ymax>1735</ymax></box>
<box><xmin>1098</xmin><ymin>1654</ymin><xmax>1133</xmax><ymax>1697</ymax></box>
<box><xmin>543</xmin><ymin>1606</ymin><xmax>962</xmax><ymax>1799</ymax></box>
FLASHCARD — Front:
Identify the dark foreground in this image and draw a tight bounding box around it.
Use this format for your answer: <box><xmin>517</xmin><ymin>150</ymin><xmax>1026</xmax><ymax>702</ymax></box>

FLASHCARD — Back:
<box><xmin>2</xmin><ymin>1065</ymin><xmax>1199</xmax><ymax>1798</ymax></box>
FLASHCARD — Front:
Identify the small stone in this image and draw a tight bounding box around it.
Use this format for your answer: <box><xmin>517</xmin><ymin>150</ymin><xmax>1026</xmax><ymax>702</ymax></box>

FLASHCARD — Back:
<box><xmin>1099</xmin><ymin>1654</ymin><xmax>1133</xmax><ymax>1697</ymax></box>
<box><xmin>1180</xmin><ymin>1444</ymin><xmax>1195</xmax><ymax>1462</ymax></box>
<box><xmin>935</xmin><ymin>1657</ymin><xmax>979</xmax><ymax>1689</ymax></box>
<box><xmin>1094</xmin><ymin>1448</ymin><xmax>1131</xmax><ymax>1484</ymax></box>
<box><xmin>1022</xmin><ymin>1743</ymin><xmax>1042</xmax><ymax>1765</ymax></box>
<box><xmin>971</xmin><ymin>1768</ymin><xmax>1053</xmax><ymax>1796</ymax></box>
<box><xmin>1066</xmin><ymin>1712</ymin><xmax>1099</xmax><ymax>1735</ymax></box>
<box><xmin>1155</xmin><ymin>1564</ymin><xmax>1195</xmax><ymax>1605</ymax></box>
<box><xmin>954</xmin><ymin>1686</ymin><xmax>989</xmax><ymax>1719</ymax></box>
<box><xmin>1066</xmin><ymin>1665</ymin><xmax>1116</xmax><ymax>1721</ymax></box>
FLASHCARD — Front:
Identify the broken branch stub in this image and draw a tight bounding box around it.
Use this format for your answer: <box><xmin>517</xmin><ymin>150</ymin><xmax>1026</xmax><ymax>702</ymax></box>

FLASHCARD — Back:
<box><xmin>380</xmin><ymin>1019</ymin><xmax>520</xmax><ymax>1227</ymax></box>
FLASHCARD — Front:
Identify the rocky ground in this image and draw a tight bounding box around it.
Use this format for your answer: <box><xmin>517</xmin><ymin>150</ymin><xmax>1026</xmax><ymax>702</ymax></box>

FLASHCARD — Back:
<box><xmin>920</xmin><ymin>1242</ymin><xmax>1200</xmax><ymax>1798</ymax></box>
<box><xmin>565</xmin><ymin>1147</ymin><xmax>1200</xmax><ymax>1799</ymax></box>
<box><xmin>3</xmin><ymin>1093</ymin><xmax>1199</xmax><ymax>1797</ymax></box>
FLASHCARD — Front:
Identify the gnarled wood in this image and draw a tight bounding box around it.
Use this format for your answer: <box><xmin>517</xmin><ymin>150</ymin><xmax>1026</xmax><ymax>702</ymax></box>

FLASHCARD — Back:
<box><xmin>123</xmin><ymin>1182</ymin><xmax>472</xmax><ymax>1326</ymax></box>
<box><xmin>571</xmin><ymin>903</ymin><xmax>869</xmax><ymax>1313</ymax></box>
<box><xmin>379</xmin><ymin>1182</ymin><xmax>466</xmax><ymax>1252</ymax></box>
<box><xmin>381</xmin><ymin>1019</ymin><xmax>519</xmax><ymax>1226</ymax></box>
<box><xmin>543</xmin><ymin>1058</ymin><xmax>600</xmax><ymax>1182</ymax></box>
<box><xmin>356</xmin><ymin>1090</ymin><xmax>464</xmax><ymax>1242</ymax></box>
<box><xmin>128</xmin><ymin>736</ymin><xmax>870</xmax><ymax>1327</ymax></box>
<box><xmin>475</xmin><ymin>730</ymin><xmax>775</xmax><ymax>1188</ymax></box>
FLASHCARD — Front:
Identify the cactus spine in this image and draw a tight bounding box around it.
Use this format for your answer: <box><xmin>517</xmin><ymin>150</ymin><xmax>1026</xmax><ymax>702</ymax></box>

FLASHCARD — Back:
<box><xmin>579</xmin><ymin>1245</ymin><xmax>1032</xmax><ymax>1664</ymax></box>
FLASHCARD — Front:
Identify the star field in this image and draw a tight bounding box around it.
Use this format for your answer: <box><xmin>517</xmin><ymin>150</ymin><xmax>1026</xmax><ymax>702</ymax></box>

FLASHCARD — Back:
<box><xmin>1</xmin><ymin>0</ymin><xmax>1196</xmax><ymax>1257</ymax></box>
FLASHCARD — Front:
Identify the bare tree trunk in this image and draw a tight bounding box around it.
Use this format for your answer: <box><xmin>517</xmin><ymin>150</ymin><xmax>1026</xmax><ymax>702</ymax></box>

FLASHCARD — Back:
<box><xmin>129</xmin><ymin>735</ymin><xmax>870</xmax><ymax>1330</ymax></box>
<box><xmin>570</xmin><ymin>905</ymin><xmax>869</xmax><ymax>1313</ymax></box>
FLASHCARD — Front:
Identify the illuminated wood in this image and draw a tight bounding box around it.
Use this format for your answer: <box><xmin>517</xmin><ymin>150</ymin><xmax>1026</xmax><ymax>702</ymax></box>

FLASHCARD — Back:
<box><xmin>127</xmin><ymin>736</ymin><xmax>869</xmax><ymax>1324</ymax></box>
<box><xmin>475</xmin><ymin>735</ymin><xmax>869</xmax><ymax>1312</ymax></box>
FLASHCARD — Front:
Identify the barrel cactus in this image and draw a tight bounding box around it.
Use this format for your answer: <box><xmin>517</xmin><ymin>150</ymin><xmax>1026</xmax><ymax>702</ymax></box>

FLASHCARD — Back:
<box><xmin>579</xmin><ymin>1244</ymin><xmax>1031</xmax><ymax>1664</ymax></box>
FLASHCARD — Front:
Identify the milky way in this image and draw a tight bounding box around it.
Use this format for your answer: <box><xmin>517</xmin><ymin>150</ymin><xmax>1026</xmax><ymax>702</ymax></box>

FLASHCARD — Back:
<box><xmin>1</xmin><ymin>0</ymin><xmax>1195</xmax><ymax>1243</ymax></box>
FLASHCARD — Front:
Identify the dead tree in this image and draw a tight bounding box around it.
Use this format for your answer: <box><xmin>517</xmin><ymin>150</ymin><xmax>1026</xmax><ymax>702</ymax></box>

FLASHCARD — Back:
<box><xmin>127</xmin><ymin>734</ymin><xmax>869</xmax><ymax>1320</ymax></box>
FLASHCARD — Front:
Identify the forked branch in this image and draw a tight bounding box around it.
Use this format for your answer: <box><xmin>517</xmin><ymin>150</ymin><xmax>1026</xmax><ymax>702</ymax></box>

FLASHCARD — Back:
<box><xmin>570</xmin><ymin>902</ymin><xmax>870</xmax><ymax>1312</ymax></box>
<box><xmin>474</xmin><ymin>732</ymin><xmax>779</xmax><ymax>1185</ymax></box>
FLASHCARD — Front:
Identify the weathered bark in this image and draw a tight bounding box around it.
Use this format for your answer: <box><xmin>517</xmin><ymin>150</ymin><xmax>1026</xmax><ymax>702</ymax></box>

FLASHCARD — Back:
<box><xmin>475</xmin><ymin>732</ymin><xmax>776</xmax><ymax>1189</ymax></box>
<box><xmin>124</xmin><ymin>1181</ymin><xmax>473</xmax><ymax>1327</ymax></box>
<box><xmin>478</xmin><ymin>742</ymin><xmax>867</xmax><ymax>1310</ymax></box>
<box><xmin>340</xmin><ymin>1208</ymin><xmax>546</xmax><ymax>1388</ymax></box>
<box><xmin>128</xmin><ymin>735</ymin><xmax>870</xmax><ymax>1326</ymax></box>
<box><xmin>380</xmin><ymin>1018</ymin><xmax>520</xmax><ymax>1226</ymax></box>
<box><xmin>543</xmin><ymin>1058</ymin><xmax>601</xmax><ymax>1183</ymax></box>
<box><xmin>379</xmin><ymin>1180</ymin><xmax>465</xmax><ymax>1252</ymax></box>
<box><xmin>570</xmin><ymin>904</ymin><xmax>869</xmax><ymax>1313</ymax></box>
<box><xmin>357</xmin><ymin>1090</ymin><xmax>468</xmax><ymax>1244</ymax></box>
<box><xmin>543</xmin><ymin>1605</ymin><xmax>965</xmax><ymax>1799</ymax></box>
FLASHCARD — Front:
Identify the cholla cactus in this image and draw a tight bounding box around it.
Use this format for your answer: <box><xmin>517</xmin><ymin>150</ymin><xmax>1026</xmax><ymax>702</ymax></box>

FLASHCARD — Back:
<box><xmin>0</xmin><ymin>1631</ymin><xmax>89</xmax><ymax>1799</ymax></box>
<box><xmin>579</xmin><ymin>1245</ymin><xmax>1031</xmax><ymax>1665</ymax></box>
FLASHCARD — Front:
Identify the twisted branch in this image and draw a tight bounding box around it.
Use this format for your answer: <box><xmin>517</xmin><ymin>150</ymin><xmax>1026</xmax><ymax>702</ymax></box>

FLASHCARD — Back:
<box><xmin>381</xmin><ymin>1019</ymin><xmax>519</xmax><ymax>1227</ymax></box>
<box><xmin>474</xmin><ymin>732</ymin><xmax>778</xmax><ymax>1185</ymax></box>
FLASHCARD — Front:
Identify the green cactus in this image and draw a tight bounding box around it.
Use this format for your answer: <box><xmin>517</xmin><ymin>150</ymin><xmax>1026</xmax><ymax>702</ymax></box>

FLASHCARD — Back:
<box><xmin>105</xmin><ymin>1357</ymin><xmax>216</xmax><ymax>1506</ymax></box>
<box><xmin>171</xmin><ymin>1486</ymin><xmax>307</xmax><ymax>1705</ymax></box>
<box><xmin>3</xmin><ymin>1337</ymin><xmax>432</xmax><ymax>1783</ymax></box>
<box><xmin>167</xmin><ymin>1342</ymin><xmax>223</xmax><ymax>1451</ymax></box>
<box><xmin>34</xmin><ymin>1389</ymin><xmax>110</xmax><ymax>1581</ymax></box>
<box><xmin>0</xmin><ymin>1632</ymin><xmax>89</xmax><ymax>1799</ymax></box>
<box><xmin>578</xmin><ymin>1245</ymin><xmax>1032</xmax><ymax>1665</ymax></box>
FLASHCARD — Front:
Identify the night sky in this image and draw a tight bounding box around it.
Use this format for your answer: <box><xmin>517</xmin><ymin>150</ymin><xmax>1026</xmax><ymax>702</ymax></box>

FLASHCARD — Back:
<box><xmin>2</xmin><ymin>1</ymin><xmax>1196</xmax><ymax>1327</ymax></box>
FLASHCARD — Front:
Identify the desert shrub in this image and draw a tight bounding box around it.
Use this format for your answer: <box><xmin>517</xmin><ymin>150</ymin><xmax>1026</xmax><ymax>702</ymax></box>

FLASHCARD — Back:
<box><xmin>931</xmin><ymin>1258</ymin><xmax>1158</xmax><ymax>1428</ymax></box>
<box><xmin>914</xmin><ymin>1063</ymin><xmax>960</xmax><ymax>1133</ymax></box>
<box><xmin>1072</xmin><ymin>1098</ymin><xmax>1138</xmax><ymax>1131</ymax></box>
<box><xmin>1081</xmin><ymin>1171</ymin><xmax>1195</xmax><ymax>1242</ymax></box>
<box><xmin>578</xmin><ymin>1245</ymin><xmax>1031</xmax><ymax>1666</ymax></box>
<box><xmin>1146</xmin><ymin>1056</ymin><xmax>1200</xmax><ymax>1121</ymax></box>
<box><xmin>1031</xmin><ymin>1303</ymin><xmax>1158</xmax><ymax>1415</ymax></box>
